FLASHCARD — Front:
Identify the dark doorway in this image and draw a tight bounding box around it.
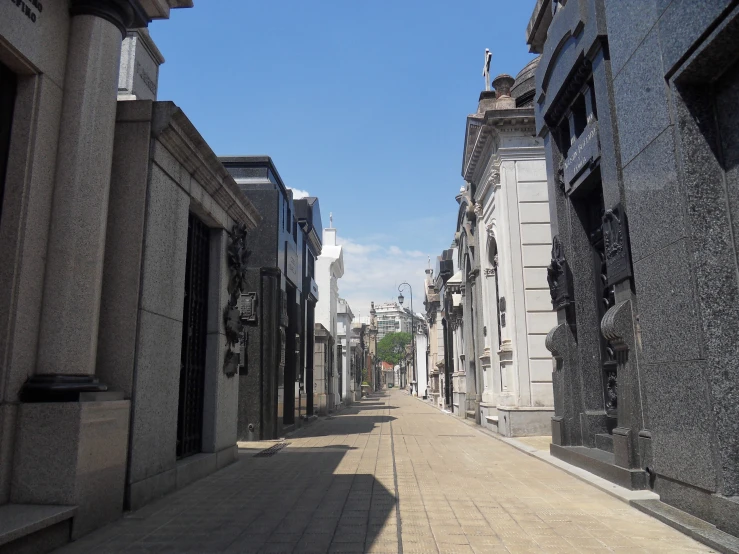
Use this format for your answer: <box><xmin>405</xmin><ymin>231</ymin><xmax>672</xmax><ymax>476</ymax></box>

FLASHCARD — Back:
<box><xmin>442</xmin><ymin>318</ymin><xmax>452</xmax><ymax>408</ymax></box>
<box><xmin>306</xmin><ymin>301</ymin><xmax>315</xmax><ymax>416</ymax></box>
<box><xmin>177</xmin><ymin>213</ymin><xmax>210</xmax><ymax>459</ymax></box>
<box><xmin>576</xmin><ymin>184</ymin><xmax>618</xmax><ymax>421</ymax></box>
<box><xmin>0</xmin><ymin>62</ymin><xmax>17</xmax><ymax>226</ymax></box>
<box><xmin>283</xmin><ymin>284</ymin><xmax>298</xmax><ymax>425</ymax></box>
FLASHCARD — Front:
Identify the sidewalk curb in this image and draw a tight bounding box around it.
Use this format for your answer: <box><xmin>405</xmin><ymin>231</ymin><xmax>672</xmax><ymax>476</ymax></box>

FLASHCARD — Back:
<box><xmin>407</xmin><ymin>394</ymin><xmax>738</xmax><ymax>554</ymax></box>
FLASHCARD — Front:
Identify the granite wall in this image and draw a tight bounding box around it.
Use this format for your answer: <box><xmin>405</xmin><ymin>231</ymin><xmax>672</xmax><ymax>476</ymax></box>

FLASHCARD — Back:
<box><xmin>604</xmin><ymin>0</ymin><xmax>739</xmax><ymax>533</ymax></box>
<box><xmin>101</xmin><ymin>101</ymin><xmax>248</xmax><ymax>510</ymax></box>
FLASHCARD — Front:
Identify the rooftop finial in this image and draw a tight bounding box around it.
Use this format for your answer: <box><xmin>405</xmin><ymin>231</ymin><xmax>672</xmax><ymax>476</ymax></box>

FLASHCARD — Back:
<box><xmin>329</xmin><ymin>212</ymin><xmax>333</xmax><ymax>228</ymax></box>
<box><xmin>483</xmin><ymin>48</ymin><xmax>493</xmax><ymax>91</ymax></box>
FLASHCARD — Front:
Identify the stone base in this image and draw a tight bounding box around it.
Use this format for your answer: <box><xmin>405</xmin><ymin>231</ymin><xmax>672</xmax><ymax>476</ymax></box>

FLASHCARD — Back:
<box><xmin>314</xmin><ymin>394</ymin><xmax>329</xmax><ymax>415</ymax></box>
<box><xmin>479</xmin><ymin>405</ymin><xmax>553</xmax><ymax>437</ymax></box>
<box><xmin>632</xmin><ymin>499</ymin><xmax>739</xmax><ymax>553</ymax></box>
<box><xmin>550</xmin><ymin>443</ymin><xmax>647</xmax><ymax>490</ymax></box>
<box><xmin>654</xmin><ymin>474</ymin><xmax>739</xmax><ymax>540</ymax></box>
<box><xmin>127</xmin><ymin>444</ymin><xmax>237</xmax><ymax>511</ymax></box>
<box><xmin>11</xmin><ymin>400</ymin><xmax>130</xmax><ymax>539</ymax></box>
<box><xmin>0</xmin><ymin>504</ymin><xmax>76</xmax><ymax>554</ymax></box>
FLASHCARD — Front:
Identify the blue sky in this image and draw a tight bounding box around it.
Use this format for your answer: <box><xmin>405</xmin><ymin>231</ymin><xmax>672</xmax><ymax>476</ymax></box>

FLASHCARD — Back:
<box><xmin>150</xmin><ymin>1</ymin><xmax>538</xmax><ymax>315</ymax></box>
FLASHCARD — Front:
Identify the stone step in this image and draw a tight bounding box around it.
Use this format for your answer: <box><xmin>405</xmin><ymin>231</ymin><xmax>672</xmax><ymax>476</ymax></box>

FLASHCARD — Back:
<box><xmin>485</xmin><ymin>415</ymin><xmax>499</xmax><ymax>426</ymax></box>
<box><xmin>465</xmin><ymin>410</ymin><xmax>476</xmax><ymax>420</ymax></box>
<box><xmin>595</xmin><ymin>433</ymin><xmax>614</xmax><ymax>453</ymax></box>
<box><xmin>0</xmin><ymin>504</ymin><xmax>76</xmax><ymax>553</ymax></box>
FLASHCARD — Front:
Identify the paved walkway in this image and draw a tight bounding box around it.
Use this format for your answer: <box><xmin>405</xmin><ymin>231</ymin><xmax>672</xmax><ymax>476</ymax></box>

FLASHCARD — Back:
<box><xmin>56</xmin><ymin>390</ymin><xmax>713</xmax><ymax>554</ymax></box>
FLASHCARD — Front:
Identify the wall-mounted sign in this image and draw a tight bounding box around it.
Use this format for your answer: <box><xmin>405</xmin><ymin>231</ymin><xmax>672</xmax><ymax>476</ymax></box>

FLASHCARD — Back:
<box><xmin>564</xmin><ymin>121</ymin><xmax>600</xmax><ymax>192</ymax></box>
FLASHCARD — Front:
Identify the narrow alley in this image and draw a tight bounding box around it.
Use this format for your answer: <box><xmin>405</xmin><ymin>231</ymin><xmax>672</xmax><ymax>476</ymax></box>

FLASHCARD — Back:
<box><xmin>55</xmin><ymin>391</ymin><xmax>711</xmax><ymax>554</ymax></box>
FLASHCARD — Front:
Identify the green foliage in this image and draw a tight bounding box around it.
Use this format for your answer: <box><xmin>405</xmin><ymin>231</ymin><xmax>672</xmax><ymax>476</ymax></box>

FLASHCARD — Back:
<box><xmin>377</xmin><ymin>332</ymin><xmax>411</xmax><ymax>367</ymax></box>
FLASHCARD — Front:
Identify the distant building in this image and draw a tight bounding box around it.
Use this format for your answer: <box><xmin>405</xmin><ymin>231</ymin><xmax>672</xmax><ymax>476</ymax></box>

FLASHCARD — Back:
<box><xmin>375</xmin><ymin>302</ymin><xmax>424</xmax><ymax>340</ymax></box>
<box><xmin>337</xmin><ymin>298</ymin><xmax>354</xmax><ymax>403</ymax></box>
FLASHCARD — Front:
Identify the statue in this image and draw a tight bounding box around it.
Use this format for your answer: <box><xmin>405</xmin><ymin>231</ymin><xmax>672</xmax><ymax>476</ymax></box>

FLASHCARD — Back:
<box><xmin>482</xmin><ymin>49</ymin><xmax>493</xmax><ymax>91</ymax></box>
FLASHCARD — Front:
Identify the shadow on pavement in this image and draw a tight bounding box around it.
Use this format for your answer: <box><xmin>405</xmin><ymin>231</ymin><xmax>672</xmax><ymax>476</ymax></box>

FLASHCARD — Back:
<box><xmin>54</xmin><ymin>443</ymin><xmax>397</xmax><ymax>554</ymax></box>
<box><xmin>300</xmin><ymin>414</ymin><xmax>397</xmax><ymax>437</ymax></box>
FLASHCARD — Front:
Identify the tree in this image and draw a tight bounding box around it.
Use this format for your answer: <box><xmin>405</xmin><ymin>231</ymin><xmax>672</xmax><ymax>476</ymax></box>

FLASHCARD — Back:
<box><xmin>377</xmin><ymin>332</ymin><xmax>411</xmax><ymax>368</ymax></box>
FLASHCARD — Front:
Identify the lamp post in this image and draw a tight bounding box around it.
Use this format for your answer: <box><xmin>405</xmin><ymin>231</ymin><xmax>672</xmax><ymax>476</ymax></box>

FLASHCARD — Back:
<box><xmin>398</xmin><ymin>282</ymin><xmax>417</xmax><ymax>396</ymax></box>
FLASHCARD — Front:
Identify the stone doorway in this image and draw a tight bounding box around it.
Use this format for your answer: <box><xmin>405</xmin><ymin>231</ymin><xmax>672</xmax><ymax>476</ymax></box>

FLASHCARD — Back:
<box><xmin>177</xmin><ymin>213</ymin><xmax>210</xmax><ymax>459</ymax></box>
<box><xmin>0</xmin><ymin>61</ymin><xmax>16</xmax><ymax>226</ymax></box>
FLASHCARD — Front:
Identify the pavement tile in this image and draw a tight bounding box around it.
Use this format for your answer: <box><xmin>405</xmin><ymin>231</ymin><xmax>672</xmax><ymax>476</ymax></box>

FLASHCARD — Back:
<box><xmin>51</xmin><ymin>391</ymin><xmax>719</xmax><ymax>554</ymax></box>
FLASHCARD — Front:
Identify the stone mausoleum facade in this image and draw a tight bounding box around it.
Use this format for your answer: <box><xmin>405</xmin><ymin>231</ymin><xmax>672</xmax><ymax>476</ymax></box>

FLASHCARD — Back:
<box><xmin>0</xmin><ymin>1</ymin><xmax>270</xmax><ymax>551</ymax></box>
<box><xmin>460</xmin><ymin>61</ymin><xmax>555</xmax><ymax>437</ymax></box>
<box><xmin>530</xmin><ymin>0</ymin><xmax>739</xmax><ymax>539</ymax></box>
<box><xmin>424</xmin><ymin>56</ymin><xmax>555</xmax><ymax>437</ymax></box>
<box><xmin>221</xmin><ymin>157</ymin><xmax>322</xmax><ymax>440</ymax></box>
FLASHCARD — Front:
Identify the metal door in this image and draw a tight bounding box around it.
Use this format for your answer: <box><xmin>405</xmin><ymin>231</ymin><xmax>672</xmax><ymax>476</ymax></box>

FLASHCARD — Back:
<box><xmin>177</xmin><ymin>213</ymin><xmax>210</xmax><ymax>459</ymax></box>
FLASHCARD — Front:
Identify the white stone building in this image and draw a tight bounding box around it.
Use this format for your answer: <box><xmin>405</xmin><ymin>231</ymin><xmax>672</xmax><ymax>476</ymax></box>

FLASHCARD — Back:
<box><xmin>315</xmin><ymin>220</ymin><xmax>344</xmax><ymax>412</ymax></box>
<box><xmin>462</xmin><ymin>60</ymin><xmax>555</xmax><ymax>436</ymax></box>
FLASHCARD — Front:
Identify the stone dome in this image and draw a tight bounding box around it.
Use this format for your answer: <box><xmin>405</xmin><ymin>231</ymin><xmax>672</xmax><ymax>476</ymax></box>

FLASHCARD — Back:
<box><xmin>511</xmin><ymin>56</ymin><xmax>541</xmax><ymax>107</ymax></box>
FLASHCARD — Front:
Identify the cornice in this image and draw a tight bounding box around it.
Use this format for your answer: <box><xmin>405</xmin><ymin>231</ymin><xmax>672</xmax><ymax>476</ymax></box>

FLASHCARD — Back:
<box><xmin>70</xmin><ymin>0</ymin><xmax>148</xmax><ymax>37</ymax></box>
<box><xmin>151</xmin><ymin>102</ymin><xmax>261</xmax><ymax>230</ymax></box>
<box><xmin>463</xmin><ymin>106</ymin><xmax>537</xmax><ymax>183</ymax></box>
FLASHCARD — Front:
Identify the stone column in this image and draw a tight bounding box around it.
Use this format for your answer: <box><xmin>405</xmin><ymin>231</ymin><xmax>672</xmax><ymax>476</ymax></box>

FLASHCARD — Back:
<box><xmin>36</xmin><ymin>1</ymin><xmax>142</xmax><ymax>378</ymax></box>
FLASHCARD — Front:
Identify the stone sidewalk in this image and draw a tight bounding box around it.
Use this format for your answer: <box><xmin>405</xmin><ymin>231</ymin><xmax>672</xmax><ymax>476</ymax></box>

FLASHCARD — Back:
<box><xmin>55</xmin><ymin>390</ymin><xmax>714</xmax><ymax>553</ymax></box>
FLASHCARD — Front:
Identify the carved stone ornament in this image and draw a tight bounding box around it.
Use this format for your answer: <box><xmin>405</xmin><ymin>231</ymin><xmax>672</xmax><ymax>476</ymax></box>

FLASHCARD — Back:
<box><xmin>547</xmin><ymin>236</ymin><xmax>573</xmax><ymax>311</ymax></box>
<box><xmin>602</xmin><ymin>203</ymin><xmax>633</xmax><ymax>286</ymax></box>
<box><xmin>474</xmin><ymin>203</ymin><xmax>483</xmax><ymax>218</ymax></box>
<box><xmin>555</xmin><ymin>157</ymin><xmax>566</xmax><ymax>192</ymax></box>
<box><xmin>223</xmin><ymin>223</ymin><xmax>251</xmax><ymax>377</ymax></box>
<box><xmin>488</xmin><ymin>169</ymin><xmax>501</xmax><ymax>188</ymax></box>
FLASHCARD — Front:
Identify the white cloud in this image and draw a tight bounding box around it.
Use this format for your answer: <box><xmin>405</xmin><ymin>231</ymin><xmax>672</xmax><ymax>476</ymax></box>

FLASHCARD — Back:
<box><xmin>336</xmin><ymin>234</ymin><xmax>432</xmax><ymax>318</ymax></box>
<box><xmin>289</xmin><ymin>188</ymin><xmax>310</xmax><ymax>199</ymax></box>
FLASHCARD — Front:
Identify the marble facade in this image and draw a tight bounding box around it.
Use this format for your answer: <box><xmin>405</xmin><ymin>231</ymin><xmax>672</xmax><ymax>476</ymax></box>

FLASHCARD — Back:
<box><xmin>424</xmin><ymin>58</ymin><xmax>556</xmax><ymax>437</ymax></box>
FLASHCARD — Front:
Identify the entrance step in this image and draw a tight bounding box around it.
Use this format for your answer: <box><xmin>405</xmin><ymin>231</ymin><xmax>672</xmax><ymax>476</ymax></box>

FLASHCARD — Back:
<box><xmin>485</xmin><ymin>415</ymin><xmax>499</xmax><ymax>427</ymax></box>
<box><xmin>465</xmin><ymin>410</ymin><xmax>476</xmax><ymax>420</ymax></box>
<box><xmin>595</xmin><ymin>433</ymin><xmax>614</xmax><ymax>453</ymax></box>
<box><xmin>0</xmin><ymin>504</ymin><xmax>76</xmax><ymax>554</ymax></box>
<box><xmin>550</xmin><ymin>443</ymin><xmax>647</xmax><ymax>490</ymax></box>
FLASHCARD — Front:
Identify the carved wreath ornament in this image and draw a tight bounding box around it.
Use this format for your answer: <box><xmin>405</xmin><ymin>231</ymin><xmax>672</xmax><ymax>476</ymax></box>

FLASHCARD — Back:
<box><xmin>223</xmin><ymin>223</ymin><xmax>250</xmax><ymax>377</ymax></box>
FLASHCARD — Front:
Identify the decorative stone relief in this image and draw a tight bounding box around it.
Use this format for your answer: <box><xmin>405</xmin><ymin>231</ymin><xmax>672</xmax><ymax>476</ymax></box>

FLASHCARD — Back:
<box><xmin>602</xmin><ymin>204</ymin><xmax>633</xmax><ymax>286</ymax></box>
<box><xmin>223</xmin><ymin>223</ymin><xmax>250</xmax><ymax>377</ymax></box>
<box><xmin>547</xmin><ymin>236</ymin><xmax>573</xmax><ymax>310</ymax></box>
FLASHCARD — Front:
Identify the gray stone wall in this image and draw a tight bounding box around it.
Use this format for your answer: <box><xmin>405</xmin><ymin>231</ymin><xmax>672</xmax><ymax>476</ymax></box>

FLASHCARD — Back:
<box><xmin>100</xmin><ymin>101</ymin><xmax>248</xmax><ymax>510</ymax></box>
<box><xmin>605</xmin><ymin>0</ymin><xmax>739</xmax><ymax>526</ymax></box>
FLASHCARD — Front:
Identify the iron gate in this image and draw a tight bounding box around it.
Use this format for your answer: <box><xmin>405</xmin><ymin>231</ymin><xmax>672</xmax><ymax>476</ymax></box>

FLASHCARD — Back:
<box><xmin>177</xmin><ymin>213</ymin><xmax>210</xmax><ymax>459</ymax></box>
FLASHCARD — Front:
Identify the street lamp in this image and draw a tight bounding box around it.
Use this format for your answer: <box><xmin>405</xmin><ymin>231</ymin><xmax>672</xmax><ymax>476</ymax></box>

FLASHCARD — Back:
<box><xmin>398</xmin><ymin>282</ymin><xmax>417</xmax><ymax>396</ymax></box>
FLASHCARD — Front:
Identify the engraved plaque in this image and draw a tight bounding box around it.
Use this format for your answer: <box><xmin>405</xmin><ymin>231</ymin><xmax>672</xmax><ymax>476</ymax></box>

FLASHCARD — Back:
<box><xmin>240</xmin><ymin>292</ymin><xmax>257</xmax><ymax>323</ymax></box>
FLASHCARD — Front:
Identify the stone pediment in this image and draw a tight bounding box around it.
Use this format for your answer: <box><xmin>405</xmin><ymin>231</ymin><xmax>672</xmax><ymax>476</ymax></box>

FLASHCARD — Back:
<box><xmin>463</xmin><ymin>109</ymin><xmax>536</xmax><ymax>183</ymax></box>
